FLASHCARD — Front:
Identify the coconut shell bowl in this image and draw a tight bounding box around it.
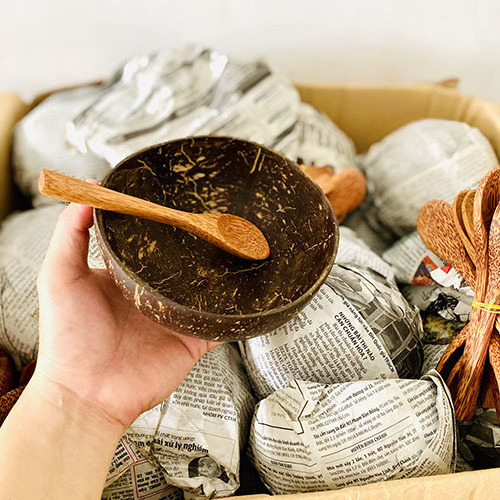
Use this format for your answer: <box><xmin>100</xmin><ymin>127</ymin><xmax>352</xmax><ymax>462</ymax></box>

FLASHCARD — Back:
<box><xmin>94</xmin><ymin>136</ymin><xmax>338</xmax><ymax>341</ymax></box>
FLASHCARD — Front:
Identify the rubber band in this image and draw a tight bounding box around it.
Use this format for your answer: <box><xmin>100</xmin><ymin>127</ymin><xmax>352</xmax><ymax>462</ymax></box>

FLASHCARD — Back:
<box><xmin>471</xmin><ymin>300</ymin><xmax>500</xmax><ymax>314</ymax></box>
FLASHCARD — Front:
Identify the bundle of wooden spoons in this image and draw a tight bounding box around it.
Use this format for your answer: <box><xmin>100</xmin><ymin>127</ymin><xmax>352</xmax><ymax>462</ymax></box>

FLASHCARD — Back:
<box><xmin>417</xmin><ymin>166</ymin><xmax>500</xmax><ymax>422</ymax></box>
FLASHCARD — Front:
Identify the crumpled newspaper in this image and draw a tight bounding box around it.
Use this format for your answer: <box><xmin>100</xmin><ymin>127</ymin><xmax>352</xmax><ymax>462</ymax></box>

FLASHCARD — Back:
<box><xmin>382</xmin><ymin>230</ymin><xmax>474</xmax><ymax>323</ymax></box>
<box><xmin>12</xmin><ymin>86</ymin><xmax>111</xmax><ymax>208</ymax></box>
<box><xmin>248</xmin><ymin>373</ymin><xmax>456</xmax><ymax>495</ymax></box>
<box><xmin>0</xmin><ymin>204</ymin><xmax>104</xmax><ymax>368</ymax></box>
<box><xmin>125</xmin><ymin>343</ymin><xmax>256</xmax><ymax>499</ymax></box>
<box><xmin>383</xmin><ymin>231</ymin><xmax>446</xmax><ymax>286</ymax></box>
<box><xmin>361</xmin><ymin>119</ymin><xmax>498</xmax><ymax>237</ymax></box>
<box><xmin>337</xmin><ymin>226</ymin><xmax>395</xmax><ymax>282</ymax></box>
<box><xmin>66</xmin><ymin>45</ymin><xmax>358</xmax><ymax>170</ymax></box>
<box><xmin>103</xmin><ymin>437</ymin><xmax>183</xmax><ymax>499</ymax></box>
<box><xmin>343</xmin><ymin>208</ymin><xmax>393</xmax><ymax>256</ymax></box>
<box><xmin>325</xmin><ymin>264</ymin><xmax>423</xmax><ymax>377</ymax></box>
<box><xmin>240</xmin><ymin>261</ymin><xmax>423</xmax><ymax>399</ymax></box>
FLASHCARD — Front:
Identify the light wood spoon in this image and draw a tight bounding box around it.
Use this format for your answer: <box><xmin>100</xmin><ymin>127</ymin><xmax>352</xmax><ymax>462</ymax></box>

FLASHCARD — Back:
<box><xmin>38</xmin><ymin>169</ymin><xmax>270</xmax><ymax>261</ymax></box>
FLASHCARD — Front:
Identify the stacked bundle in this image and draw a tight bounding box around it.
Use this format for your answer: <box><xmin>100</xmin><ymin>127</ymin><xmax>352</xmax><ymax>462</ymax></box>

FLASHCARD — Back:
<box><xmin>418</xmin><ymin>167</ymin><xmax>500</xmax><ymax>422</ymax></box>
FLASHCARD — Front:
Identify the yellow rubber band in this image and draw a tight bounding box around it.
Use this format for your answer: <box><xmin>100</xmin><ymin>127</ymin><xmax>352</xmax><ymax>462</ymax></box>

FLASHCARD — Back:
<box><xmin>471</xmin><ymin>300</ymin><xmax>500</xmax><ymax>313</ymax></box>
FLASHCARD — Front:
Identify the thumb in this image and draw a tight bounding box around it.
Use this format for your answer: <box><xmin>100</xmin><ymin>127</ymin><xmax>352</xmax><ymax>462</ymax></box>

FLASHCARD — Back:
<box><xmin>40</xmin><ymin>203</ymin><xmax>94</xmax><ymax>286</ymax></box>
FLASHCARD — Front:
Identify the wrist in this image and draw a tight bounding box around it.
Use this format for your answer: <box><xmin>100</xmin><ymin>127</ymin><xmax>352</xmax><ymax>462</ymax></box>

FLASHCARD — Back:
<box><xmin>25</xmin><ymin>373</ymin><xmax>128</xmax><ymax>440</ymax></box>
<box><xmin>0</xmin><ymin>373</ymin><xmax>125</xmax><ymax>499</ymax></box>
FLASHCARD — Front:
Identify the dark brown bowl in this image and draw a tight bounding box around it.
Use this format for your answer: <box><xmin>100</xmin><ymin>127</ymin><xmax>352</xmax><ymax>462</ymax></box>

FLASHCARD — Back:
<box><xmin>95</xmin><ymin>136</ymin><xmax>338</xmax><ymax>341</ymax></box>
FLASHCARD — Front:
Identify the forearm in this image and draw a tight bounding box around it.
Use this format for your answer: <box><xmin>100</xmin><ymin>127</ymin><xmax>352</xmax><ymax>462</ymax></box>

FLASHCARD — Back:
<box><xmin>0</xmin><ymin>375</ymin><xmax>125</xmax><ymax>499</ymax></box>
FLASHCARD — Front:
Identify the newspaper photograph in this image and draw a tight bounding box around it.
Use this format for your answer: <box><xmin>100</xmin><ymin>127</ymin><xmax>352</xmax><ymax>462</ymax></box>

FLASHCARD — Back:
<box><xmin>125</xmin><ymin>343</ymin><xmax>256</xmax><ymax>499</ymax></box>
<box><xmin>248</xmin><ymin>372</ymin><xmax>456</xmax><ymax>495</ymax></box>
<box><xmin>422</xmin><ymin>313</ymin><xmax>466</xmax><ymax>345</ymax></box>
<box><xmin>325</xmin><ymin>264</ymin><xmax>423</xmax><ymax>377</ymax></box>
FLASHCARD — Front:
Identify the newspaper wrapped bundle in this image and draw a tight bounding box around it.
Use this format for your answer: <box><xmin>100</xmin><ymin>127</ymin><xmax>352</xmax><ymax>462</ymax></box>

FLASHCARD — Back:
<box><xmin>125</xmin><ymin>344</ymin><xmax>256</xmax><ymax>499</ymax></box>
<box><xmin>248</xmin><ymin>373</ymin><xmax>456</xmax><ymax>495</ymax></box>
<box><xmin>383</xmin><ymin>231</ymin><xmax>473</xmax><ymax>322</ymax></box>
<box><xmin>343</xmin><ymin>209</ymin><xmax>392</xmax><ymax>256</ymax></box>
<box><xmin>336</xmin><ymin>226</ymin><xmax>394</xmax><ymax>281</ymax></box>
<box><xmin>361</xmin><ymin>119</ymin><xmax>497</xmax><ymax>238</ymax></box>
<box><xmin>0</xmin><ymin>204</ymin><xmax>104</xmax><ymax>368</ymax></box>
<box><xmin>65</xmin><ymin>45</ymin><xmax>357</xmax><ymax>170</ymax></box>
<box><xmin>240</xmin><ymin>256</ymin><xmax>423</xmax><ymax>400</ymax></box>
<box><xmin>12</xmin><ymin>86</ymin><xmax>110</xmax><ymax>207</ymax></box>
<box><xmin>421</xmin><ymin>344</ymin><xmax>448</xmax><ymax>376</ymax></box>
<box><xmin>103</xmin><ymin>437</ymin><xmax>183</xmax><ymax>500</ymax></box>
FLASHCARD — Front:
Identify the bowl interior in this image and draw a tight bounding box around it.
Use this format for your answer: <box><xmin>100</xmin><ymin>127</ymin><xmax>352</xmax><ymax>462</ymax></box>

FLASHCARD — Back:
<box><xmin>96</xmin><ymin>137</ymin><xmax>338</xmax><ymax>318</ymax></box>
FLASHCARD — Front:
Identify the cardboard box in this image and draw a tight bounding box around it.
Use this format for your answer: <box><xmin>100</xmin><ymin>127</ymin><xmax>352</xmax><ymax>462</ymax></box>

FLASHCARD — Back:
<box><xmin>1</xmin><ymin>82</ymin><xmax>499</xmax><ymax>498</ymax></box>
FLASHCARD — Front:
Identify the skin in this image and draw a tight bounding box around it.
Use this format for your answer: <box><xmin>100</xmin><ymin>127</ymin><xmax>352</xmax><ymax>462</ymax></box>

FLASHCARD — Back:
<box><xmin>0</xmin><ymin>202</ymin><xmax>217</xmax><ymax>499</ymax></box>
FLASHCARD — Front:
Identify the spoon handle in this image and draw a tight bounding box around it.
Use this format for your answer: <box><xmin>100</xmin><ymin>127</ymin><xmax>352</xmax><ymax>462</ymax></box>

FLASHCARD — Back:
<box><xmin>38</xmin><ymin>169</ymin><xmax>270</xmax><ymax>261</ymax></box>
<box><xmin>38</xmin><ymin>169</ymin><xmax>195</xmax><ymax>227</ymax></box>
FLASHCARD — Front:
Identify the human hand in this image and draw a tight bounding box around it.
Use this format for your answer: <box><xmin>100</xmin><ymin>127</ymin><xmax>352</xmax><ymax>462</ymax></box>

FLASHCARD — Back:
<box><xmin>35</xmin><ymin>202</ymin><xmax>218</xmax><ymax>430</ymax></box>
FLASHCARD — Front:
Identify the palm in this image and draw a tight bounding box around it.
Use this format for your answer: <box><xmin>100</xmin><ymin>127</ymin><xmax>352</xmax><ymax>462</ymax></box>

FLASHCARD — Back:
<box><xmin>38</xmin><ymin>268</ymin><xmax>214</xmax><ymax>428</ymax></box>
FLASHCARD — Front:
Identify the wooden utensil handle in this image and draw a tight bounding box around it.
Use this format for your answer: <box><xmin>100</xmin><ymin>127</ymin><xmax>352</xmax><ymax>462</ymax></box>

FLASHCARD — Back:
<box><xmin>38</xmin><ymin>169</ymin><xmax>191</xmax><ymax>227</ymax></box>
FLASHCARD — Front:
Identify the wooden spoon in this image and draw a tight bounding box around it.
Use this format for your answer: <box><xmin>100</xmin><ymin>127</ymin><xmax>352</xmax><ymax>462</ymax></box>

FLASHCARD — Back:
<box><xmin>481</xmin><ymin>363</ymin><xmax>497</xmax><ymax>409</ymax></box>
<box><xmin>325</xmin><ymin>169</ymin><xmax>367</xmax><ymax>223</ymax></box>
<box><xmin>436</xmin><ymin>322</ymin><xmax>470</xmax><ymax>379</ymax></box>
<box><xmin>453</xmin><ymin>190</ymin><xmax>476</xmax><ymax>264</ymax></box>
<box><xmin>299</xmin><ymin>165</ymin><xmax>335</xmax><ymax>193</ymax></box>
<box><xmin>417</xmin><ymin>200</ymin><xmax>476</xmax><ymax>403</ymax></box>
<box><xmin>38</xmin><ymin>169</ymin><xmax>270</xmax><ymax>261</ymax></box>
<box><xmin>462</xmin><ymin>190</ymin><xmax>475</xmax><ymax>245</ymax></box>
<box><xmin>487</xmin><ymin>333</ymin><xmax>500</xmax><ymax>415</ymax></box>
<box><xmin>417</xmin><ymin>200</ymin><xmax>476</xmax><ymax>289</ymax></box>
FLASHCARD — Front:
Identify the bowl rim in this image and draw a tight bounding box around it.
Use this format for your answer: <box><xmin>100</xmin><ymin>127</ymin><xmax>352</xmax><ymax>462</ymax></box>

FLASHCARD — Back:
<box><xmin>95</xmin><ymin>135</ymin><xmax>339</xmax><ymax>322</ymax></box>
